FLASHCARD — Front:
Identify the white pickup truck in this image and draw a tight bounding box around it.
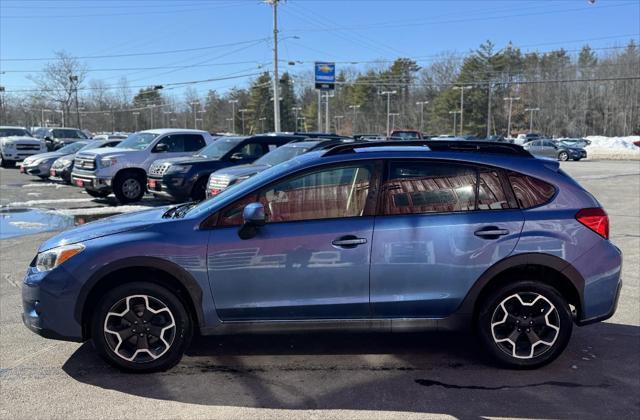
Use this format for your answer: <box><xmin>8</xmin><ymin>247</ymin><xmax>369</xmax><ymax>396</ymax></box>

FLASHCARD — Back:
<box><xmin>71</xmin><ymin>129</ymin><xmax>215</xmax><ymax>203</ymax></box>
<box><xmin>0</xmin><ymin>126</ymin><xmax>47</xmax><ymax>167</ymax></box>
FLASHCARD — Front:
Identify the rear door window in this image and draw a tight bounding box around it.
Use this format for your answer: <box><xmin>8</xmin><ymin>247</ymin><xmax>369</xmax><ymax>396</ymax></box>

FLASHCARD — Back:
<box><xmin>156</xmin><ymin>135</ymin><xmax>185</xmax><ymax>152</ymax></box>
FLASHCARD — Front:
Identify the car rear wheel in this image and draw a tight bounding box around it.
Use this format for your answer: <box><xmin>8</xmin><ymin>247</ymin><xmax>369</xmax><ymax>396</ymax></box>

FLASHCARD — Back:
<box><xmin>558</xmin><ymin>151</ymin><xmax>569</xmax><ymax>161</ymax></box>
<box><xmin>91</xmin><ymin>282</ymin><xmax>192</xmax><ymax>372</ymax></box>
<box><xmin>477</xmin><ymin>280</ymin><xmax>573</xmax><ymax>369</ymax></box>
<box><xmin>113</xmin><ymin>171</ymin><xmax>145</xmax><ymax>204</ymax></box>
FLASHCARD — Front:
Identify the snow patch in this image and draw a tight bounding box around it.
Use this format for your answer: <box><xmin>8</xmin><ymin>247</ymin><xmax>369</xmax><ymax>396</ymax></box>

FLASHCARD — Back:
<box><xmin>585</xmin><ymin>136</ymin><xmax>640</xmax><ymax>160</ymax></box>
<box><xmin>22</xmin><ymin>183</ymin><xmax>66</xmax><ymax>189</ymax></box>
<box><xmin>51</xmin><ymin>205</ymin><xmax>155</xmax><ymax>216</ymax></box>
<box><xmin>7</xmin><ymin>198</ymin><xmax>94</xmax><ymax>207</ymax></box>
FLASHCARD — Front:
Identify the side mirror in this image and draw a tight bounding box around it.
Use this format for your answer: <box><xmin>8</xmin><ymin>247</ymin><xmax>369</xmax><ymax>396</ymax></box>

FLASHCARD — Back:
<box><xmin>44</xmin><ymin>136</ymin><xmax>53</xmax><ymax>142</ymax></box>
<box><xmin>238</xmin><ymin>203</ymin><xmax>265</xmax><ymax>240</ymax></box>
<box><xmin>154</xmin><ymin>143</ymin><xmax>169</xmax><ymax>153</ymax></box>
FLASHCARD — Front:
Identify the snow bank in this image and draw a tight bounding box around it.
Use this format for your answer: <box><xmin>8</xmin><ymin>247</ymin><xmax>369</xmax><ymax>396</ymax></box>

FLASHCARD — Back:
<box><xmin>584</xmin><ymin>136</ymin><xmax>640</xmax><ymax>160</ymax></box>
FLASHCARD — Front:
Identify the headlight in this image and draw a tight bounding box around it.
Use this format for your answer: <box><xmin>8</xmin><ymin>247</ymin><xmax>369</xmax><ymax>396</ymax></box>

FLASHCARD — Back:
<box><xmin>100</xmin><ymin>157</ymin><xmax>117</xmax><ymax>167</ymax></box>
<box><xmin>166</xmin><ymin>165</ymin><xmax>191</xmax><ymax>174</ymax></box>
<box><xmin>35</xmin><ymin>243</ymin><xmax>85</xmax><ymax>272</ymax></box>
<box><xmin>4</xmin><ymin>143</ymin><xmax>16</xmax><ymax>149</ymax></box>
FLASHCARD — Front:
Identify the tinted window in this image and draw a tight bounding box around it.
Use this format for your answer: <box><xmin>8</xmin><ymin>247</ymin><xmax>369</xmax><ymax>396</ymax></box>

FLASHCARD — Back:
<box><xmin>235</xmin><ymin>142</ymin><xmax>265</xmax><ymax>159</ymax></box>
<box><xmin>58</xmin><ymin>141</ymin><xmax>89</xmax><ymax>154</ymax></box>
<box><xmin>219</xmin><ymin>164</ymin><xmax>373</xmax><ymax>225</ymax></box>
<box><xmin>542</xmin><ymin>140</ymin><xmax>555</xmax><ymax>147</ymax></box>
<box><xmin>184</xmin><ymin>134</ymin><xmax>206</xmax><ymax>152</ymax></box>
<box><xmin>156</xmin><ymin>135</ymin><xmax>184</xmax><ymax>152</ymax></box>
<box><xmin>52</xmin><ymin>129</ymin><xmax>86</xmax><ymax>139</ymax></box>
<box><xmin>117</xmin><ymin>132</ymin><xmax>158</xmax><ymax>150</ymax></box>
<box><xmin>197</xmin><ymin>137</ymin><xmax>244</xmax><ymax>159</ymax></box>
<box><xmin>477</xmin><ymin>168</ymin><xmax>512</xmax><ymax>210</ymax></box>
<box><xmin>508</xmin><ymin>172</ymin><xmax>556</xmax><ymax>208</ymax></box>
<box><xmin>382</xmin><ymin>161</ymin><xmax>476</xmax><ymax>215</ymax></box>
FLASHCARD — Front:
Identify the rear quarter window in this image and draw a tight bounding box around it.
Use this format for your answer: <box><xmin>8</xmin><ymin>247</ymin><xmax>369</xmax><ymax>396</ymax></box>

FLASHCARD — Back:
<box><xmin>507</xmin><ymin>171</ymin><xmax>556</xmax><ymax>208</ymax></box>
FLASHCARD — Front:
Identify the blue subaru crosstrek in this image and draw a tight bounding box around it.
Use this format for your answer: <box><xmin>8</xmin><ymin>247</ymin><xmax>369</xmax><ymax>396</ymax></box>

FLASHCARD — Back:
<box><xmin>22</xmin><ymin>141</ymin><xmax>622</xmax><ymax>372</ymax></box>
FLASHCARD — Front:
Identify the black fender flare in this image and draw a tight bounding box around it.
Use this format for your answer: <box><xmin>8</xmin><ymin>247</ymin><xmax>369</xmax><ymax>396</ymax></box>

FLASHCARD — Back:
<box><xmin>455</xmin><ymin>252</ymin><xmax>585</xmax><ymax>318</ymax></box>
<box><xmin>74</xmin><ymin>256</ymin><xmax>205</xmax><ymax>332</ymax></box>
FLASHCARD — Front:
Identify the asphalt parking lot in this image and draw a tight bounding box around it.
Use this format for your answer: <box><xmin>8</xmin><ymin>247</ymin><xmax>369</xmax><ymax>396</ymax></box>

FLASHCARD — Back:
<box><xmin>1</xmin><ymin>160</ymin><xmax>638</xmax><ymax>419</ymax></box>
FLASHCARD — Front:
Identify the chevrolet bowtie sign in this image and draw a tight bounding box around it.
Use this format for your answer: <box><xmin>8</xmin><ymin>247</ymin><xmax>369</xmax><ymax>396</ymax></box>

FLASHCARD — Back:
<box><xmin>315</xmin><ymin>61</ymin><xmax>335</xmax><ymax>91</ymax></box>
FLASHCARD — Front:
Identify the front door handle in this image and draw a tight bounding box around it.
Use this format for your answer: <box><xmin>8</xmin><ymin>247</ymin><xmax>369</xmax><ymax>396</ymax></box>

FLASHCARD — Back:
<box><xmin>474</xmin><ymin>227</ymin><xmax>509</xmax><ymax>239</ymax></box>
<box><xmin>332</xmin><ymin>235</ymin><xmax>368</xmax><ymax>248</ymax></box>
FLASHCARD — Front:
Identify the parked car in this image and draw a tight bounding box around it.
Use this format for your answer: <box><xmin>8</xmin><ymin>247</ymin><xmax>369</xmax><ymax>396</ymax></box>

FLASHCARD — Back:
<box><xmin>558</xmin><ymin>138</ymin><xmax>591</xmax><ymax>148</ymax></box>
<box><xmin>523</xmin><ymin>139</ymin><xmax>587</xmax><ymax>161</ymax></box>
<box><xmin>0</xmin><ymin>126</ymin><xmax>47</xmax><ymax>167</ymax></box>
<box><xmin>50</xmin><ymin>139</ymin><xmax>123</xmax><ymax>184</ymax></box>
<box><xmin>430</xmin><ymin>135</ymin><xmax>467</xmax><ymax>141</ymax></box>
<box><xmin>20</xmin><ymin>141</ymin><xmax>90</xmax><ymax>179</ymax></box>
<box><xmin>389</xmin><ymin>130</ymin><xmax>424</xmax><ymax>140</ymax></box>
<box><xmin>71</xmin><ymin>129</ymin><xmax>215</xmax><ymax>203</ymax></box>
<box><xmin>40</xmin><ymin>127</ymin><xmax>90</xmax><ymax>151</ymax></box>
<box><xmin>92</xmin><ymin>133</ymin><xmax>129</xmax><ymax>141</ymax></box>
<box><xmin>206</xmin><ymin>138</ymin><xmax>358</xmax><ymax>198</ymax></box>
<box><xmin>22</xmin><ymin>140</ymin><xmax>621</xmax><ymax>372</ymax></box>
<box><xmin>514</xmin><ymin>133</ymin><xmax>542</xmax><ymax>145</ymax></box>
<box><xmin>147</xmin><ymin>135</ymin><xmax>303</xmax><ymax>202</ymax></box>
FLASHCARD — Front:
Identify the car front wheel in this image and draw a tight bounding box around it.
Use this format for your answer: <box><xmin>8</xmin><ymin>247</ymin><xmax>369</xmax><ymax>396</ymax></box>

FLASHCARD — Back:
<box><xmin>91</xmin><ymin>282</ymin><xmax>192</xmax><ymax>372</ymax></box>
<box><xmin>113</xmin><ymin>172</ymin><xmax>145</xmax><ymax>204</ymax></box>
<box><xmin>558</xmin><ymin>151</ymin><xmax>569</xmax><ymax>161</ymax></box>
<box><xmin>477</xmin><ymin>280</ymin><xmax>573</xmax><ymax>369</ymax></box>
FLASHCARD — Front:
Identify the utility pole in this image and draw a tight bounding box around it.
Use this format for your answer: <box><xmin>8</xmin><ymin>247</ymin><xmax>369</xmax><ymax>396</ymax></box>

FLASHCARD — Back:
<box><xmin>148</xmin><ymin>105</ymin><xmax>154</xmax><ymax>129</ymax></box>
<box><xmin>333</xmin><ymin>115</ymin><xmax>344</xmax><ymax>132</ymax></box>
<box><xmin>190</xmin><ymin>101</ymin><xmax>199</xmax><ymax>129</ymax></box>
<box><xmin>226</xmin><ymin>118</ymin><xmax>234</xmax><ymax>132</ymax></box>
<box><xmin>69</xmin><ymin>75</ymin><xmax>80</xmax><ymax>128</ymax></box>
<box><xmin>486</xmin><ymin>82</ymin><xmax>493</xmax><ymax>138</ymax></box>
<box><xmin>449</xmin><ymin>111</ymin><xmax>460</xmax><ymax>136</ymax></box>
<box><xmin>389</xmin><ymin>113</ymin><xmax>400</xmax><ymax>133</ymax></box>
<box><xmin>453</xmin><ymin>85</ymin><xmax>472</xmax><ymax>135</ymax></box>
<box><xmin>524</xmin><ymin>107</ymin><xmax>540</xmax><ymax>133</ymax></box>
<box><xmin>317</xmin><ymin>91</ymin><xmax>322</xmax><ymax>132</ymax></box>
<box><xmin>133</xmin><ymin>112</ymin><xmax>140</xmax><ymax>131</ymax></box>
<box><xmin>228</xmin><ymin>99</ymin><xmax>238</xmax><ymax>133</ymax></box>
<box><xmin>259</xmin><ymin>117</ymin><xmax>267</xmax><ymax>133</ymax></box>
<box><xmin>297</xmin><ymin>116</ymin><xmax>306</xmax><ymax>132</ymax></box>
<box><xmin>239</xmin><ymin>108</ymin><xmax>249</xmax><ymax>134</ymax></box>
<box><xmin>324</xmin><ymin>91</ymin><xmax>330</xmax><ymax>133</ymax></box>
<box><xmin>379</xmin><ymin>90</ymin><xmax>397</xmax><ymax>137</ymax></box>
<box><xmin>415</xmin><ymin>100</ymin><xmax>428</xmax><ymax>133</ymax></box>
<box><xmin>503</xmin><ymin>96</ymin><xmax>520</xmax><ymax>138</ymax></box>
<box><xmin>291</xmin><ymin>106</ymin><xmax>302</xmax><ymax>131</ymax></box>
<box><xmin>265</xmin><ymin>0</ymin><xmax>281</xmax><ymax>132</ymax></box>
<box><xmin>348</xmin><ymin>104</ymin><xmax>360</xmax><ymax>135</ymax></box>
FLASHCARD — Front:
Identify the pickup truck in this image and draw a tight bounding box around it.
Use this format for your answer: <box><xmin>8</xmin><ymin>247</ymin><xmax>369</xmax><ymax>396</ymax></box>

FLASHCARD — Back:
<box><xmin>71</xmin><ymin>129</ymin><xmax>215</xmax><ymax>203</ymax></box>
<box><xmin>0</xmin><ymin>126</ymin><xmax>47</xmax><ymax>167</ymax></box>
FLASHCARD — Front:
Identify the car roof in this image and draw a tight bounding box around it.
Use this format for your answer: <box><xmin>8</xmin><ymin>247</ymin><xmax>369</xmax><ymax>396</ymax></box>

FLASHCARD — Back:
<box><xmin>0</xmin><ymin>126</ymin><xmax>28</xmax><ymax>130</ymax></box>
<box><xmin>140</xmin><ymin>128</ymin><xmax>210</xmax><ymax>135</ymax></box>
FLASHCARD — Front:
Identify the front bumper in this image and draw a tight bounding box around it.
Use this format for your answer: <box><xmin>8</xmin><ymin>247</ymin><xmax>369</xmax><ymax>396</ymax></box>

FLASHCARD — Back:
<box><xmin>2</xmin><ymin>149</ymin><xmax>46</xmax><ymax>162</ymax></box>
<box><xmin>71</xmin><ymin>172</ymin><xmax>112</xmax><ymax>191</ymax></box>
<box><xmin>20</xmin><ymin>161</ymin><xmax>52</xmax><ymax>176</ymax></box>
<box><xmin>147</xmin><ymin>175</ymin><xmax>192</xmax><ymax>202</ymax></box>
<box><xmin>50</xmin><ymin>166</ymin><xmax>72</xmax><ymax>183</ymax></box>
<box><xmin>22</xmin><ymin>266</ymin><xmax>84</xmax><ymax>342</ymax></box>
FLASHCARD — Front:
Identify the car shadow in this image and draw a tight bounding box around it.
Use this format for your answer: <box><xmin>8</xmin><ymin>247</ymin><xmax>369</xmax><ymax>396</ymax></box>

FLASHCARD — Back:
<box><xmin>62</xmin><ymin>322</ymin><xmax>639</xmax><ymax>418</ymax></box>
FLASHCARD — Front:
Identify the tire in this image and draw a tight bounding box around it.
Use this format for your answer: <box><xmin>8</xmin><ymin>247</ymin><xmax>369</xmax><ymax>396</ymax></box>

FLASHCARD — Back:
<box><xmin>558</xmin><ymin>151</ymin><xmax>569</xmax><ymax>161</ymax></box>
<box><xmin>190</xmin><ymin>177</ymin><xmax>208</xmax><ymax>202</ymax></box>
<box><xmin>91</xmin><ymin>282</ymin><xmax>192</xmax><ymax>373</ymax></box>
<box><xmin>113</xmin><ymin>171</ymin><xmax>145</xmax><ymax>204</ymax></box>
<box><xmin>477</xmin><ymin>280</ymin><xmax>573</xmax><ymax>369</ymax></box>
<box><xmin>86</xmin><ymin>189</ymin><xmax>111</xmax><ymax>198</ymax></box>
<box><xmin>0</xmin><ymin>156</ymin><xmax>14</xmax><ymax>168</ymax></box>
<box><xmin>572</xmin><ymin>158</ymin><xmax>581</xmax><ymax>161</ymax></box>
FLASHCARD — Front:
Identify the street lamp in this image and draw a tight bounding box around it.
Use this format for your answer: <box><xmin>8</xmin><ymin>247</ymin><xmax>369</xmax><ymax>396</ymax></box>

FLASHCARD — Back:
<box><xmin>415</xmin><ymin>101</ymin><xmax>428</xmax><ymax>133</ymax></box>
<box><xmin>524</xmin><ymin>107</ymin><xmax>540</xmax><ymax>133</ymax></box>
<box><xmin>69</xmin><ymin>75</ymin><xmax>80</xmax><ymax>128</ymax></box>
<box><xmin>379</xmin><ymin>90</ymin><xmax>397</xmax><ymax>137</ymax></box>
<box><xmin>228</xmin><ymin>99</ymin><xmax>238</xmax><ymax>133</ymax></box>
<box><xmin>132</xmin><ymin>112</ymin><xmax>140</xmax><ymax>131</ymax></box>
<box><xmin>239</xmin><ymin>108</ymin><xmax>249</xmax><ymax>134</ymax></box>
<box><xmin>348</xmin><ymin>104</ymin><xmax>360</xmax><ymax>135</ymax></box>
<box><xmin>190</xmin><ymin>101</ymin><xmax>200</xmax><ymax>129</ymax></box>
<box><xmin>389</xmin><ymin>113</ymin><xmax>400</xmax><ymax>133</ymax></box>
<box><xmin>291</xmin><ymin>106</ymin><xmax>302</xmax><ymax>131</ymax></box>
<box><xmin>333</xmin><ymin>115</ymin><xmax>344</xmax><ymax>132</ymax></box>
<box><xmin>503</xmin><ymin>96</ymin><xmax>520</xmax><ymax>138</ymax></box>
<box><xmin>449</xmin><ymin>111</ymin><xmax>461</xmax><ymax>136</ymax></box>
<box><xmin>258</xmin><ymin>117</ymin><xmax>267</xmax><ymax>133</ymax></box>
<box><xmin>225</xmin><ymin>117</ymin><xmax>234</xmax><ymax>133</ymax></box>
<box><xmin>297</xmin><ymin>116</ymin><xmax>306</xmax><ymax>132</ymax></box>
<box><xmin>453</xmin><ymin>86</ymin><xmax>472</xmax><ymax>135</ymax></box>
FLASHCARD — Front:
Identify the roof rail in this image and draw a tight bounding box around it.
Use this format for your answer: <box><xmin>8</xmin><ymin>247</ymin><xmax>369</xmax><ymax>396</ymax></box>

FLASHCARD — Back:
<box><xmin>323</xmin><ymin>140</ymin><xmax>531</xmax><ymax>157</ymax></box>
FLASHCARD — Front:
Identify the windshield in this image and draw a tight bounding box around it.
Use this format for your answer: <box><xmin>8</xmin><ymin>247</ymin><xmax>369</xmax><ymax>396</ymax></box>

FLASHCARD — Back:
<box><xmin>254</xmin><ymin>142</ymin><xmax>319</xmax><ymax>166</ymax></box>
<box><xmin>0</xmin><ymin>128</ymin><xmax>31</xmax><ymax>137</ymax></box>
<box><xmin>58</xmin><ymin>141</ymin><xmax>89</xmax><ymax>154</ymax></box>
<box><xmin>116</xmin><ymin>132</ymin><xmax>158</xmax><ymax>150</ymax></box>
<box><xmin>196</xmin><ymin>137</ymin><xmax>244</xmax><ymax>159</ymax></box>
<box><xmin>392</xmin><ymin>131</ymin><xmax>420</xmax><ymax>140</ymax></box>
<box><xmin>52</xmin><ymin>129</ymin><xmax>87</xmax><ymax>139</ymax></box>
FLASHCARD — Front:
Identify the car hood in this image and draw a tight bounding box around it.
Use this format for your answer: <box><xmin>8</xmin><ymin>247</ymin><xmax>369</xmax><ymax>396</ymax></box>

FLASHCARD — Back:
<box><xmin>156</xmin><ymin>155</ymin><xmax>218</xmax><ymax>165</ymax></box>
<box><xmin>38</xmin><ymin>207</ymin><xmax>170</xmax><ymax>252</ymax></box>
<box><xmin>214</xmin><ymin>163</ymin><xmax>270</xmax><ymax>178</ymax></box>
<box><xmin>75</xmin><ymin>147</ymin><xmax>140</xmax><ymax>159</ymax></box>
<box><xmin>1</xmin><ymin>136</ymin><xmax>41</xmax><ymax>144</ymax></box>
<box><xmin>23</xmin><ymin>151</ymin><xmax>69</xmax><ymax>163</ymax></box>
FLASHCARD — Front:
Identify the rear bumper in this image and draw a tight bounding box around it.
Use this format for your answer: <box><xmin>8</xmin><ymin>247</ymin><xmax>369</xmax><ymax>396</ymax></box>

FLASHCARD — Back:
<box><xmin>576</xmin><ymin>278</ymin><xmax>621</xmax><ymax>326</ymax></box>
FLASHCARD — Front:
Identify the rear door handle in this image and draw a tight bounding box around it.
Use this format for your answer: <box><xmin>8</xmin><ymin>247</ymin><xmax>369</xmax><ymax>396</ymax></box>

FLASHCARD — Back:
<box><xmin>332</xmin><ymin>235</ymin><xmax>368</xmax><ymax>248</ymax></box>
<box><xmin>474</xmin><ymin>227</ymin><xmax>509</xmax><ymax>238</ymax></box>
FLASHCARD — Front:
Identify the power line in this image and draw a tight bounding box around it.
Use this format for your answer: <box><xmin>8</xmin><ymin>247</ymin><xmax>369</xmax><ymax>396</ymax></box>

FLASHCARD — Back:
<box><xmin>2</xmin><ymin>60</ymin><xmax>269</xmax><ymax>74</ymax></box>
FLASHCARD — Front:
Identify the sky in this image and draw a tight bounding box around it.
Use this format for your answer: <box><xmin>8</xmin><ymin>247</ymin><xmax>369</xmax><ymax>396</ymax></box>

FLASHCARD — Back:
<box><xmin>1</xmin><ymin>0</ymin><xmax>639</xmax><ymax>98</ymax></box>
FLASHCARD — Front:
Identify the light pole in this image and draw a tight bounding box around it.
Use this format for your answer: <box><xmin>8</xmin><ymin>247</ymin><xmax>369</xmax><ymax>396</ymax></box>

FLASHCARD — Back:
<box><xmin>291</xmin><ymin>106</ymin><xmax>302</xmax><ymax>131</ymax></box>
<box><xmin>147</xmin><ymin>105</ymin><xmax>155</xmax><ymax>129</ymax></box>
<box><xmin>259</xmin><ymin>117</ymin><xmax>267</xmax><ymax>133</ymax></box>
<box><xmin>69</xmin><ymin>75</ymin><xmax>80</xmax><ymax>128</ymax></box>
<box><xmin>132</xmin><ymin>112</ymin><xmax>140</xmax><ymax>131</ymax></box>
<box><xmin>229</xmin><ymin>99</ymin><xmax>238</xmax><ymax>133</ymax></box>
<box><xmin>198</xmin><ymin>108</ymin><xmax>206</xmax><ymax>130</ymax></box>
<box><xmin>524</xmin><ymin>107</ymin><xmax>540</xmax><ymax>133</ymax></box>
<box><xmin>415</xmin><ymin>100</ymin><xmax>428</xmax><ymax>133</ymax></box>
<box><xmin>239</xmin><ymin>108</ymin><xmax>249</xmax><ymax>134</ymax></box>
<box><xmin>389</xmin><ymin>113</ymin><xmax>400</xmax><ymax>132</ymax></box>
<box><xmin>333</xmin><ymin>115</ymin><xmax>344</xmax><ymax>132</ymax></box>
<box><xmin>379</xmin><ymin>90</ymin><xmax>397</xmax><ymax>137</ymax></box>
<box><xmin>190</xmin><ymin>101</ymin><xmax>200</xmax><ymax>129</ymax></box>
<box><xmin>503</xmin><ymin>96</ymin><xmax>520</xmax><ymax>138</ymax></box>
<box><xmin>225</xmin><ymin>117</ymin><xmax>234</xmax><ymax>133</ymax></box>
<box><xmin>348</xmin><ymin>104</ymin><xmax>360</xmax><ymax>135</ymax></box>
<box><xmin>297</xmin><ymin>116</ymin><xmax>306</xmax><ymax>132</ymax></box>
<box><xmin>266</xmin><ymin>0</ymin><xmax>281</xmax><ymax>132</ymax></box>
<box><xmin>453</xmin><ymin>86</ymin><xmax>472</xmax><ymax>135</ymax></box>
<box><xmin>449</xmin><ymin>111</ymin><xmax>461</xmax><ymax>136</ymax></box>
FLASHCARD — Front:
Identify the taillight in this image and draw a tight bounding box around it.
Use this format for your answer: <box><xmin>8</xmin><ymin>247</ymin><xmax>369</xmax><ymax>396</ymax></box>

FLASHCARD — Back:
<box><xmin>576</xmin><ymin>208</ymin><xmax>609</xmax><ymax>239</ymax></box>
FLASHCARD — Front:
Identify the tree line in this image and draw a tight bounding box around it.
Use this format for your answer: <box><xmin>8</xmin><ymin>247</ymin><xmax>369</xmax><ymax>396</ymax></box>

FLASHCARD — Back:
<box><xmin>1</xmin><ymin>40</ymin><xmax>638</xmax><ymax>137</ymax></box>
